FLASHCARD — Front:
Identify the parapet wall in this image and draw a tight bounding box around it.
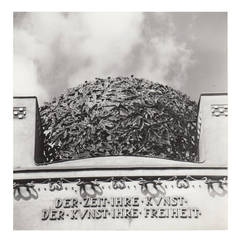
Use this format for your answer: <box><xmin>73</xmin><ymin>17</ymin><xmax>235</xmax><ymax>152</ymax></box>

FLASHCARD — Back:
<box><xmin>13</xmin><ymin>97</ymin><xmax>44</xmax><ymax>169</ymax></box>
<box><xmin>197</xmin><ymin>94</ymin><xmax>227</xmax><ymax>167</ymax></box>
<box><xmin>13</xmin><ymin>93</ymin><xmax>228</xmax><ymax>170</ymax></box>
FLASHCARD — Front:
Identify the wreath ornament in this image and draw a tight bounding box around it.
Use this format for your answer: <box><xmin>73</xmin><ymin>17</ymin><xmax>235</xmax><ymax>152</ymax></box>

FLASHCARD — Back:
<box><xmin>205</xmin><ymin>177</ymin><xmax>227</xmax><ymax>197</ymax></box>
<box><xmin>139</xmin><ymin>178</ymin><xmax>166</xmax><ymax>198</ymax></box>
<box><xmin>77</xmin><ymin>179</ymin><xmax>103</xmax><ymax>198</ymax></box>
<box><xmin>13</xmin><ymin>181</ymin><xmax>38</xmax><ymax>201</ymax></box>
<box><xmin>112</xmin><ymin>179</ymin><xmax>126</xmax><ymax>190</ymax></box>
<box><xmin>176</xmin><ymin>178</ymin><xmax>190</xmax><ymax>189</ymax></box>
<box><xmin>49</xmin><ymin>180</ymin><xmax>63</xmax><ymax>192</ymax></box>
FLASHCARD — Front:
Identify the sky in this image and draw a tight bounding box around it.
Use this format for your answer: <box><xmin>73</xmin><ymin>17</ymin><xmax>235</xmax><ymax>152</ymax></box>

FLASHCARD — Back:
<box><xmin>13</xmin><ymin>12</ymin><xmax>227</xmax><ymax>105</ymax></box>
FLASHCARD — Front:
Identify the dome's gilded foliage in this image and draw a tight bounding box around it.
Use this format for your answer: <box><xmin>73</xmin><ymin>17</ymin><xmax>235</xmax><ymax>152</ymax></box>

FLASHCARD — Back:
<box><xmin>40</xmin><ymin>77</ymin><xmax>198</xmax><ymax>164</ymax></box>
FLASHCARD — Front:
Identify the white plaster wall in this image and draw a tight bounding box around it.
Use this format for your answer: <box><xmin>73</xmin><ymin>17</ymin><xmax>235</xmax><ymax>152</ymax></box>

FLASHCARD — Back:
<box><xmin>13</xmin><ymin>98</ymin><xmax>37</xmax><ymax>169</ymax></box>
<box><xmin>198</xmin><ymin>94</ymin><xmax>227</xmax><ymax>167</ymax></box>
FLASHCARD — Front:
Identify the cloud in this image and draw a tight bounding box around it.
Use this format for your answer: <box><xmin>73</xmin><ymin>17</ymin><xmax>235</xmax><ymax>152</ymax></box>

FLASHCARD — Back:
<box><xmin>14</xmin><ymin>12</ymin><xmax>193</xmax><ymax>104</ymax></box>
<box><xmin>125</xmin><ymin>13</ymin><xmax>193</xmax><ymax>88</ymax></box>
<box><xmin>13</xmin><ymin>55</ymin><xmax>49</xmax><ymax>103</ymax></box>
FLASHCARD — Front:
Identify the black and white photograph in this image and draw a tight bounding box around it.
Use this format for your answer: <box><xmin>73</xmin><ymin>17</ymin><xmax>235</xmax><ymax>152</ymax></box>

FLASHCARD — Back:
<box><xmin>13</xmin><ymin>12</ymin><xmax>227</xmax><ymax>230</ymax></box>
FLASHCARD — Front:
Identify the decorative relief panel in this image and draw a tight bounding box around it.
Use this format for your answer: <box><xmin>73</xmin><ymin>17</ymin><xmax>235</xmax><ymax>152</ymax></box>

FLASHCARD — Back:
<box><xmin>13</xmin><ymin>176</ymin><xmax>228</xmax><ymax>201</ymax></box>
<box><xmin>211</xmin><ymin>104</ymin><xmax>228</xmax><ymax>117</ymax></box>
<box><xmin>13</xmin><ymin>107</ymin><xmax>26</xmax><ymax>119</ymax></box>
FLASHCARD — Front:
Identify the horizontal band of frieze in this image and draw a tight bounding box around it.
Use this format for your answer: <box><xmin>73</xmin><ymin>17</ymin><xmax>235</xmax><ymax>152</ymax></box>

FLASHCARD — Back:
<box><xmin>13</xmin><ymin>175</ymin><xmax>228</xmax><ymax>184</ymax></box>
<box><xmin>14</xmin><ymin>166</ymin><xmax>227</xmax><ymax>174</ymax></box>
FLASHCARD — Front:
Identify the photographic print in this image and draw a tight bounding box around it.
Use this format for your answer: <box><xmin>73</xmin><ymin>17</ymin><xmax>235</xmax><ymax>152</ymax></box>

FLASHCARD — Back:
<box><xmin>13</xmin><ymin>12</ymin><xmax>227</xmax><ymax>230</ymax></box>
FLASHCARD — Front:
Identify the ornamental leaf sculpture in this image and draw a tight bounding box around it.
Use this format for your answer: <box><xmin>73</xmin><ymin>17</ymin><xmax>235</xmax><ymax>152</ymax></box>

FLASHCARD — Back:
<box><xmin>40</xmin><ymin>77</ymin><xmax>198</xmax><ymax>164</ymax></box>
